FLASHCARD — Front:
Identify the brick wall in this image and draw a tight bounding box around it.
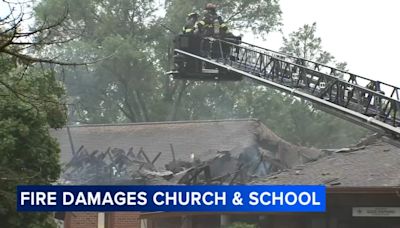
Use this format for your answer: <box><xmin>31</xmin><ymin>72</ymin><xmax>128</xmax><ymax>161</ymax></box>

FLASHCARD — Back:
<box><xmin>107</xmin><ymin>212</ymin><xmax>141</xmax><ymax>228</ymax></box>
<box><xmin>64</xmin><ymin>212</ymin><xmax>141</xmax><ymax>228</ymax></box>
<box><xmin>64</xmin><ymin>212</ymin><xmax>98</xmax><ymax>228</ymax></box>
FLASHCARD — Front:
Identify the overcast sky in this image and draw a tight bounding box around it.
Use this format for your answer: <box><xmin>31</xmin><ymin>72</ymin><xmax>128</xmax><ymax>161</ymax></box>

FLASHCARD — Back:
<box><xmin>244</xmin><ymin>0</ymin><xmax>400</xmax><ymax>87</ymax></box>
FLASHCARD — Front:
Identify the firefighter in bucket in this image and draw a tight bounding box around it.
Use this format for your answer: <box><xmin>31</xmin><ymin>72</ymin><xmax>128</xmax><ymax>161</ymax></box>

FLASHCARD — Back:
<box><xmin>196</xmin><ymin>3</ymin><xmax>228</xmax><ymax>37</ymax></box>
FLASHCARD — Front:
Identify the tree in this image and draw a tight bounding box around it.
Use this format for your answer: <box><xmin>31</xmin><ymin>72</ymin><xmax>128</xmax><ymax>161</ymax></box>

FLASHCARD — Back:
<box><xmin>34</xmin><ymin>0</ymin><xmax>283</xmax><ymax>124</ymax></box>
<box><xmin>0</xmin><ymin>0</ymin><xmax>88</xmax><ymax>65</ymax></box>
<box><xmin>0</xmin><ymin>0</ymin><xmax>74</xmax><ymax>226</ymax></box>
<box><xmin>164</xmin><ymin>0</ymin><xmax>282</xmax><ymax>35</ymax></box>
<box><xmin>276</xmin><ymin>23</ymin><xmax>368</xmax><ymax>146</ymax></box>
<box><xmin>0</xmin><ymin>62</ymin><xmax>66</xmax><ymax>227</ymax></box>
<box><xmin>280</xmin><ymin>22</ymin><xmax>347</xmax><ymax>69</ymax></box>
<box><xmin>33</xmin><ymin>0</ymin><xmax>366</xmax><ymax>147</ymax></box>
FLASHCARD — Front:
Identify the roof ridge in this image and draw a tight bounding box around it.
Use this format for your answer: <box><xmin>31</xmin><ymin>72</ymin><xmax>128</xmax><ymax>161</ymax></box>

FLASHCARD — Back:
<box><xmin>66</xmin><ymin>118</ymin><xmax>260</xmax><ymax>128</ymax></box>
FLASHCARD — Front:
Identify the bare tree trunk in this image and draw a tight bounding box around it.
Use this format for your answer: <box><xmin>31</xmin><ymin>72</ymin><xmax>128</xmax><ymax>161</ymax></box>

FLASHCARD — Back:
<box><xmin>168</xmin><ymin>80</ymin><xmax>189</xmax><ymax>121</ymax></box>
<box><xmin>133</xmin><ymin>88</ymin><xmax>149</xmax><ymax>122</ymax></box>
<box><xmin>117</xmin><ymin>102</ymin><xmax>136</xmax><ymax>122</ymax></box>
<box><xmin>120</xmin><ymin>79</ymin><xmax>140</xmax><ymax>122</ymax></box>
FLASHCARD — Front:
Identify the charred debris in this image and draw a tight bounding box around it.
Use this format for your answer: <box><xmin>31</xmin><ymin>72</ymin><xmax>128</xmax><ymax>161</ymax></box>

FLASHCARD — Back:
<box><xmin>59</xmin><ymin>122</ymin><xmax>384</xmax><ymax>186</ymax></box>
<box><xmin>61</xmin><ymin>144</ymin><xmax>267</xmax><ymax>185</ymax></box>
<box><xmin>60</xmin><ymin>127</ymin><xmax>372</xmax><ymax>186</ymax></box>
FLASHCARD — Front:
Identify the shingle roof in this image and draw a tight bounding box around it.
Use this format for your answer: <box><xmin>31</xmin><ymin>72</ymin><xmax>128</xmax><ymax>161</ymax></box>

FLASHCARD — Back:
<box><xmin>252</xmin><ymin>139</ymin><xmax>400</xmax><ymax>187</ymax></box>
<box><xmin>52</xmin><ymin>119</ymin><xmax>261</xmax><ymax>168</ymax></box>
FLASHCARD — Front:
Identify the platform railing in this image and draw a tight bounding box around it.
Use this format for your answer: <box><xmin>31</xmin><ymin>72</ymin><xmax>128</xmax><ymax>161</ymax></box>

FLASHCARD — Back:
<box><xmin>194</xmin><ymin>37</ymin><xmax>400</xmax><ymax>128</ymax></box>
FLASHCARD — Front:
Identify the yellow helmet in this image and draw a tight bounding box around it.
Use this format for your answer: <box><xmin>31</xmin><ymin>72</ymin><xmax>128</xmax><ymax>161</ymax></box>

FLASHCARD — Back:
<box><xmin>187</xmin><ymin>12</ymin><xmax>199</xmax><ymax>18</ymax></box>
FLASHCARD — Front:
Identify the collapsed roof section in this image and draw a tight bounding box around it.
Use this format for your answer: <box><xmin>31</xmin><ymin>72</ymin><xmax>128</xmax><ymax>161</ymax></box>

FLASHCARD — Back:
<box><xmin>52</xmin><ymin>119</ymin><xmax>325</xmax><ymax>185</ymax></box>
<box><xmin>54</xmin><ymin>119</ymin><xmax>257</xmax><ymax>168</ymax></box>
<box><xmin>252</xmin><ymin>135</ymin><xmax>400</xmax><ymax>187</ymax></box>
<box><xmin>52</xmin><ymin>119</ymin><xmax>322</xmax><ymax>170</ymax></box>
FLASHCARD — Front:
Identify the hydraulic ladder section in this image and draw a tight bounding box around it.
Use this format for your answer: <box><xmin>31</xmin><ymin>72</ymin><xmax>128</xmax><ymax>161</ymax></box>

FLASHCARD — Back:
<box><xmin>174</xmin><ymin>37</ymin><xmax>400</xmax><ymax>137</ymax></box>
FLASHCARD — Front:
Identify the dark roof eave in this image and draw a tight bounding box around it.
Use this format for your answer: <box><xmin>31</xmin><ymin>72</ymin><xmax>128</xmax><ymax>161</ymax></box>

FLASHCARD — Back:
<box><xmin>326</xmin><ymin>186</ymin><xmax>400</xmax><ymax>194</ymax></box>
<box><xmin>138</xmin><ymin>211</ymin><xmax>325</xmax><ymax>219</ymax></box>
<box><xmin>138</xmin><ymin>186</ymin><xmax>400</xmax><ymax>219</ymax></box>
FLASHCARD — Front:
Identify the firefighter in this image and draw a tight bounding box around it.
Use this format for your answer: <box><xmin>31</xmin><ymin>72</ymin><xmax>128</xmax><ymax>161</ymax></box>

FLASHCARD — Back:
<box><xmin>182</xmin><ymin>12</ymin><xmax>200</xmax><ymax>34</ymax></box>
<box><xmin>196</xmin><ymin>3</ymin><xmax>228</xmax><ymax>37</ymax></box>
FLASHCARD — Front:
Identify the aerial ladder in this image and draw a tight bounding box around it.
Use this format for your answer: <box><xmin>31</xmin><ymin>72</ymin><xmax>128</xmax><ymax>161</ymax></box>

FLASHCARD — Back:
<box><xmin>169</xmin><ymin>35</ymin><xmax>400</xmax><ymax>138</ymax></box>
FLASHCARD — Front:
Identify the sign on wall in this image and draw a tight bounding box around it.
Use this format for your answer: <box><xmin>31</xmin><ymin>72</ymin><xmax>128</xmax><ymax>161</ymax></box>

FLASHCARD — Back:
<box><xmin>353</xmin><ymin>207</ymin><xmax>400</xmax><ymax>217</ymax></box>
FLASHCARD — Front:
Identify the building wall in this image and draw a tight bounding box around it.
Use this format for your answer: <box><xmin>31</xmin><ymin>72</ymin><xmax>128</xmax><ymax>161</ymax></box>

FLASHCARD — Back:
<box><xmin>64</xmin><ymin>212</ymin><xmax>141</xmax><ymax>228</ymax></box>
<box><xmin>143</xmin><ymin>192</ymin><xmax>400</xmax><ymax>228</ymax></box>
<box><xmin>63</xmin><ymin>192</ymin><xmax>400</xmax><ymax>228</ymax></box>
<box><xmin>107</xmin><ymin>212</ymin><xmax>141</xmax><ymax>228</ymax></box>
<box><xmin>64</xmin><ymin>212</ymin><xmax>98</xmax><ymax>228</ymax></box>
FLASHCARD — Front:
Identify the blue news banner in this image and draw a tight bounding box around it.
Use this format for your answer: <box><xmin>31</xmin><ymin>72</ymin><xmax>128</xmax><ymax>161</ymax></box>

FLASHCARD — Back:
<box><xmin>17</xmin><ymin>185</ymin><xmax>325</xmax><ymax>212</ymax></box>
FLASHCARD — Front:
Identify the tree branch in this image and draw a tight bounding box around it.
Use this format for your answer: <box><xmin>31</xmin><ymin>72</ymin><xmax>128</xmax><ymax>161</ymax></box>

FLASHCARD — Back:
<box><xmin>2</xmin><ymin>48</ymin><xmax>115</xmax><ymax>66</ymax></box>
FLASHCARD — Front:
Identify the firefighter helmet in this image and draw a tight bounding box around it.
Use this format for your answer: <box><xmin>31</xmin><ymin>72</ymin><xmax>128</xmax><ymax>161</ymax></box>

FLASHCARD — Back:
<box><xmin>187</xmin><ymin>12</ymin><xmax>199</xmax><ymax>18</ymax></box>
<box><xmin>205</xmin><ymin>3</ymin><xmax>217</xmax><ymax>10</ymax></box>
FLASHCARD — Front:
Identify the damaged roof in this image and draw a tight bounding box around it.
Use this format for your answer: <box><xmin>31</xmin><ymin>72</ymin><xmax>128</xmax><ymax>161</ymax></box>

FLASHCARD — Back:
<box><xmin>252</xmin><ymin>138</ymin><xmax>400</xmax><ymax>187</ymax></box>
<box><xmin>53</xmin><ymin>119</ymin><xmax>262</xmax><ymax>168</ymax></box>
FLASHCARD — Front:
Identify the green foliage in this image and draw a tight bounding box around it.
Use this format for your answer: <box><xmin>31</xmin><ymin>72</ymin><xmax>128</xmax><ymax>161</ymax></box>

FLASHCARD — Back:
<box><xmin>34</xmin><ymin>0</ymin><xmax>367</xmax><ymax>148</ymax></box>
<box><xmin>276</xmin><ymin>23</ymin><xmax>368</xmax><ymax>145</ymax></box>
<box><xmin>181</xmin><ymin>79</ymin><xmax>368</xmax><ymax>148</ymax></box>
<box><xmin>34</xmin><ymin>0</ymin><xmax>283</xmax><ymax>124</ymax></box>
<box><xmin>164</xmin><ymin>0</ymin><xmax>282</xmax><ymax>35</ymax></box>
<box><xmin>280</xmin><ymin>22</ymin><xmax>347</xmax><ymax>69</ymax></box>
<box><xmin>0</xmin><ymin>56</ymin><xmax>66</xmax><ymax>227</ymax></box>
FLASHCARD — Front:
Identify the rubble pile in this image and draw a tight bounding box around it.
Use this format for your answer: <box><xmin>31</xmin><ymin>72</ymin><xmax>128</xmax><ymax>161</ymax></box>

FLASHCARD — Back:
<box><xmin>59</xmin><ymin>121</ymin><xmax>333</xmax><ymax>185</ymax></box>
<box><xmin>60</xmin><ymin>144</ymin><xmax>276</xmax><ymax>185</ymax></box>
